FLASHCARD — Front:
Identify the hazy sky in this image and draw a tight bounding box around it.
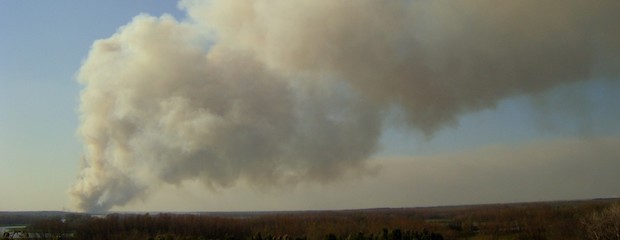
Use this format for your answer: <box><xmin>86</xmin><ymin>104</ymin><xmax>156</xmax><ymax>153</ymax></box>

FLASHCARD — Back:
<box><xmin>1</xmin><ymin>1</ymin><xmax>619</xmax><ymax>212</ymax></box>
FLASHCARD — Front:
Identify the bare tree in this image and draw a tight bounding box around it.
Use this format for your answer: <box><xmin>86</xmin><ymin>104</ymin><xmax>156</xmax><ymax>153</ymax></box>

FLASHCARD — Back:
<box><xmin>583</xmin><ymin>204</ymin><xmax>620</xmax><ymax>240</ymax></box>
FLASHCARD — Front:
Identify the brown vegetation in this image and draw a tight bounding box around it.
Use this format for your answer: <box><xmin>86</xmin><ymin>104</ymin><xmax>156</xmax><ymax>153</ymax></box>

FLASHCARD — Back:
<box><xmin>582</xmin><ymin>203</ymin><xmax>620</xmax><ymax>240</ymax></box>
<box><xmin>3</xmin><ymin>198</ymin><xmax>619</xmax><ymax>240</ymax></box>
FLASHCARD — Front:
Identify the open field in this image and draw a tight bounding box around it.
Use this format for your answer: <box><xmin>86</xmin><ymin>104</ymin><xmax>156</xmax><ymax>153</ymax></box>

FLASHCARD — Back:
<box><xmin>2</xmin><ymin>198</ymin><xmax>619</xmax><ymax>239</ymax></box>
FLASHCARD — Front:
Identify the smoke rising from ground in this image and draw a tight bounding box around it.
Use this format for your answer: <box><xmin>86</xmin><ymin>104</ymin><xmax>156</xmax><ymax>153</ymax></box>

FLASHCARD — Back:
<box><xmin>71</xmin><ymin>0</ymin><xmax>620</xmax><ymax>212</ymax></box>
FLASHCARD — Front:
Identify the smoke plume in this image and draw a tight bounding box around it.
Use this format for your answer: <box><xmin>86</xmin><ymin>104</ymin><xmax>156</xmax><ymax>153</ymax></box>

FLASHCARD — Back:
<box><xmin>71</xmin><ymin>0</ymin><xmax>620</xmax><ymax>212</ymax></box>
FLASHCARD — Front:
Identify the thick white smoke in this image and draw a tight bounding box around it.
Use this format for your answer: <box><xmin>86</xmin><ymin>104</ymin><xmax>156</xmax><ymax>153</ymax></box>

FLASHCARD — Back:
<box><xmin>71</xmin><ymin>0</ymin><xmax>620</xmax><ymax>212</ymax></box>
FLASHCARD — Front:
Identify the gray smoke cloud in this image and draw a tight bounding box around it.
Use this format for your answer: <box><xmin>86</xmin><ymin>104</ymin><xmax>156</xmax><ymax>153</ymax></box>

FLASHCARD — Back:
<box><xmin>70</xmin><ymin>0</ymin><xmax>620</xmax><ymax>212</ymax></box>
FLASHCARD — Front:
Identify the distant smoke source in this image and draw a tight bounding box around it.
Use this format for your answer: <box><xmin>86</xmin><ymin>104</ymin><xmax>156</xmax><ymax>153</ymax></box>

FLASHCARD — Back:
<box><xmin>70</xmin><ymin>0</ymin><xmax>620</xmax><ymax>212</ymax></box>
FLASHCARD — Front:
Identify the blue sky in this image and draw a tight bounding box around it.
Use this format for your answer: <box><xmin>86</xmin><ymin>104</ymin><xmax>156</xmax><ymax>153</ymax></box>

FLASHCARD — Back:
<box><xmin>0</xmin><ymin>1</ymin><xmax>184</xmax><ymax>210</ymax></box>
<box><xmin>1</xmin><ymin>1</ymin><xmax>619</xmax><ymax>212</ymax></box>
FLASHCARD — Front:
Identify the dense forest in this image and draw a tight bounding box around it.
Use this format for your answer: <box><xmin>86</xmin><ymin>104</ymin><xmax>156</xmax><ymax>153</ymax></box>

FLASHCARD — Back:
<box><xmin>1</xmin><ymin>198</ymin><xmax>619</xmax><ymax>240</ymax></box>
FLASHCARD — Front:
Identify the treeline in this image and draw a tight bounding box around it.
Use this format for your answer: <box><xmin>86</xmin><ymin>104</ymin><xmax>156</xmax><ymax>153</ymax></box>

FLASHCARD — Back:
<box><xmin>6</xmin><ymin>199</ymin><xmax>620</xmax><ymax>240</ymax></box>
<box><xmin>20</xmin><ymin>213</ymin><xmax>444</xmax><ymax>240</ymax></box>
<box><xmin>320</xmin><ymin>228</ymin><xmax>444</xmax><ymax>240</ymax></box>
<box><xmin>0</xmin><ymin>211</ymin><xmax>68</xmax><ymax>226</ymax></box>
<box><xmin>25</xmin><ymin>213</ymin><xmax>444</xmax><ymax>240</ymax></box>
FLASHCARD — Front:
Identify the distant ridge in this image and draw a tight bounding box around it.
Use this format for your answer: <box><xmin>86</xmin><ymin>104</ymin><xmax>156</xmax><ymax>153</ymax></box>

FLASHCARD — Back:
<box><xmin>2</xmin><ymin>197</ymin><xmax>619</xmax><ymax>216</ymax></box>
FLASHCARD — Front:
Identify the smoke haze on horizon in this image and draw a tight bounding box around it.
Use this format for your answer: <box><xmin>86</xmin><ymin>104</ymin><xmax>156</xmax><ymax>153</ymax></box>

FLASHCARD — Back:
<box><xmin>70</xmin><ymin>0</ymin><xmax>620</xmax><ymax>212</ymax></box>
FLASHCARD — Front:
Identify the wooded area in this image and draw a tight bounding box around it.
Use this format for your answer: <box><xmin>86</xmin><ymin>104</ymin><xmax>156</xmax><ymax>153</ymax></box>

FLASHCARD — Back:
<box><xmin>2</xmin><ymin>198</ymin><xmax>618</xmax><ymax>240</ymax></box>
